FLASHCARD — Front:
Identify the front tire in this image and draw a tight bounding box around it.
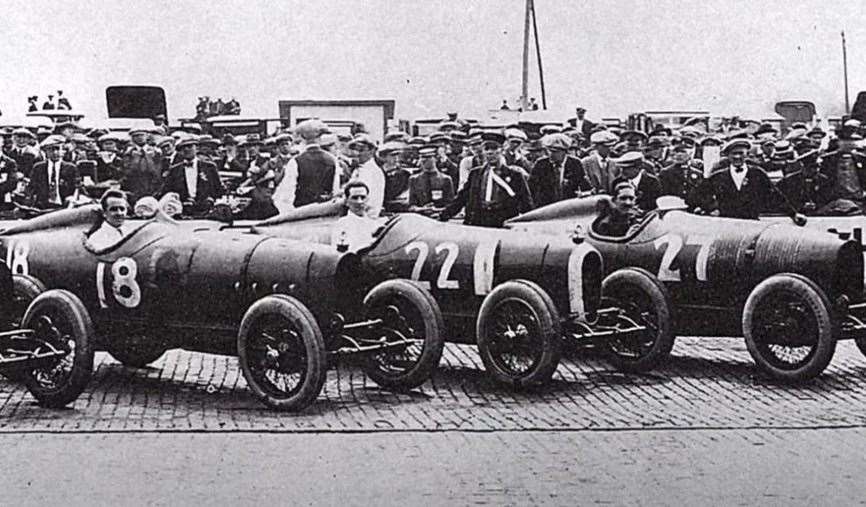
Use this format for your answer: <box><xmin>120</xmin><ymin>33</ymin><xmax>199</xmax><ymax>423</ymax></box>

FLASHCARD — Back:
<box><xmin>237</xmin><ymin>295</ymin><xmax>327</xmax><ymax>411</ymax></box>
<box><xmin>21</xmin><ymin>290</ymin><xmax>95</xmax><ymax>408</ymax></box>
<box><xmin>361</xmin><ymin>279</ymin><xmax>445</xmax><ymax>391</ymax></box>
<box><xmin>743</xmin><ymin>273</ymin><xmax>836</xmax><ymax>381</ymax></box>
<box><xmin>476</xmin><ymin>280</ymin><xmax>562</xmax><ymax>388</ymax></box>
<box><xmin>600</xmin><ymin>268</ymin><xmax>674</xmax><ymax>373</ymax></box>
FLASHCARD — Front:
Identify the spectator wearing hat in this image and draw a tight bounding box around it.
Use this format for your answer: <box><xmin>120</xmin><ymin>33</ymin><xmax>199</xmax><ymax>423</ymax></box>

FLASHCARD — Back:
<box><xmin>94</xmin><ymin>134</ymin><xmax>124</xmax><ymax>183</ymax></box>
<box><xmin>568</xmin><ymin>107</ymin><xmax>596</xmax><ymax>138</ymax></box>
<box><xmin>9</xmin><ymin>128</ymin><xmax>40</xmax><ymax>178</ymax></box>
<box><xmin>197</xmin><ymin>135</ymin><xmax>220</xmax><ymax>165</ymax></box>
<box><xmin>439</xmin><ymin>131</ymin><xmax>533</xmax><ymax>228</ymax></box>
<box><xmin>659</xmin><ymin>144</ymin><xmax>704</xmax><ymax>200</ymax></box>
<box><xmin>818</xmin><ymin>130</ymin><xmax>866</xmax><ymax>211</ymax></box>
<box><xmin>581</xmin><ymin>130</ymin><xmax>620</xmax><ymax>194</ymax></box>
<box><xmin>263</xmin><ymin>133</ymin><xmax>294</xmax><ymax>188</ymax></box>
<box><xmin>347</xmin><ymin>134</ymin><xmax>385</xmax><ymax>217</ymax></box>
<box><xmin>776</xmin><ymin>154</ymin><xmax>833</xmax><ymax>214</ymax></box>
<box><xmin>529</xmin><ymin>133</ymin><xmax>591</xmax><ymax>207</ymax></box>
<box><xmin>56</xmin><ymin>90</ymin><xmax>72</xmax><ymax>111</ymax></box>
<box><xmin>215</xmin><ymin>134</ymin><xmax>245</xmax><ymax>179</ymax></box>
<box><xmin>611</xmin><ymin>151</ymin><xmax>661</xmax><ymax>212</ymax></box>
<box><xmin>161</xmin><ymin>137</ymin><xmax>224</xmax><ymax>216</ymax></box>
<box><xmin>379</xmin><ymin>142</ymin><xmax>411</xmax><ymax>212</ymax></box>
<box><xmin>762</xmin><ymin>141</ymin><xmax>800</xmax><ymax>181</ymax></box>
<box><xmin>620</xmin><ymin>130</ymin><xmax>648</xmax><ymax>152</ymax></box>
<box><xmin>503</xmin><ymin>128</ymin><xmax>531</xmax><ymax>171</ymax></box>
<box><xmin>152</xmin><ymin>114</ymin><xmax>169</xmax><ymax>136</ymax></box>
<box><xmin>234</xmin><ymin>168</ymin><xmax>280</xmax><ymax>221</ymax></box>
<box><xmin>644</xmin><ymin>136</ymin><xmax>669</xmax><ymax>173</ymax></box>
<box><xmin>156</xmin><ymin>136</ymin><xmax>179</xmax><ymax>178</ymax></box>
<box><xmin>273</xmin><ymin>119</ymin><xmax>337</xmax><ymax>212</ymax></box>
<box><xmin>0</xmin><ymin>149</ymin><xmax>21</xmax><ymax>209</ymax></box>
<box><xmin>409</xmin><ymin>145</ymin><xmax>454</xmax><ymax>212</ymax></box>
<box><xmin>688</xmin><ymin>139</ymin><xmax>803</xmax><ymax>222</ymax></box>
<box><xmin>28</xmin><ymin>136</ymin><xmax>79</xmax><ymax>209</ymax></box>
<box><xmin>41</xmin><ymin>95</ymin><xmax>55</xmax><ymax>111</ymax></box>
<box><xmin>122</xmin><ymin>127</ymin><xmax>164</xmax><ymax>203</ymax></box>
<box><xmin>458</xmin><ymin>130</ymin><xmax>486</xmax><ymax>190</ymax></box>
<box><xmin>242</xmin><ymin>134</ymin><xmax>268</xmax><ymax>178</ymax></box>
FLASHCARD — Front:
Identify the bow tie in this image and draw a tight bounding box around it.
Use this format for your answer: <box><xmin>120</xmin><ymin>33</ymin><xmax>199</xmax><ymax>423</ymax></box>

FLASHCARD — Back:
<box><xmin>733</xmin><ymin>165</ymin><xmax>745</xmax><ymax>173</ymax></box>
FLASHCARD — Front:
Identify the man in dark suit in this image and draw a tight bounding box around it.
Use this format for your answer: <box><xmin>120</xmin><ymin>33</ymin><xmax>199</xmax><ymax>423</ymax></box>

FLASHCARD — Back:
<box><xmin>687</xmin><ymin>139</ymin><xmax>804</xmax><ymax>223</ymax></box>
<box><xmin>529</xmin><ymin>133</ymin><xmax>591</xmax><ymax>207</ymax></box>
<box><xmin>8</xmin><ymin>128</ymin><xmax>40</xmax><ymax>178</ymax></box>
<box><xmin>440</xmin><ymin>131</ymin><xmax>533</xmax><ymax>228</ymax></box>
<box><xmin>161</xmin><ymin>137</ymin><xmax>224</xmax><ymax>215</ymax></box>
<box><xmin>612</xmin><ymin>151</ymin><xmax>661</xmax><ymax>212</ymax></box>
<box><xmin>568</xmin><ymin>107</ymin><xmax>596</xmax><ymax>138</ymax></box>
<box><xmin>659</xmin><ymin>144</ymin><xmax>705</xmax><ymax>200</ymax></box>
<box><xmin>409</xmin><ymin>145</ymin><xmax>454</xmax><ymax>213</ymax></box>
<box><xmin>28</xmin><ymin>136</ymin><xmax>79</xmax><ymax>209</ymax></box>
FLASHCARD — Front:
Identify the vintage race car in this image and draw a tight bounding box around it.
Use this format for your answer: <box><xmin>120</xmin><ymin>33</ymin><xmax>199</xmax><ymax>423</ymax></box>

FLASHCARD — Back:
<box><xmin>0</xmin><ymin>206</ymin><xmax>446</xmax><ymax>411</ymax></box>
<box><xmin>505</xmin><ymin>196</ymin><xmax>866</xmax><ymax>381</ymax></box>
<box><xmin>249</xmin><ymin>201</ymin><xmax>677</xmax><ymax>388</ymax></box>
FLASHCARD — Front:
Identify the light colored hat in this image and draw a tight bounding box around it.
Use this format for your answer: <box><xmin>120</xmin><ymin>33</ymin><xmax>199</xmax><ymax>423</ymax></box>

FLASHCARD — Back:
<box><xmin>541</xmin><ymin>133</ymin><xmax>572</xmax><ymax>151</ymax></box>
<box><xmin>590</xmin><ymin>130</ymin><xmax>618</xmax><ymax>145</ymax></box>
<box><xmin>294</xmin><ymin>119</ymin><xmax>328</xmax><ymax>142</ymax></box>
<box><xmin>134</xmin><ymin>196</ymin><xmax>159</xmax><ymax>218</ymax></box>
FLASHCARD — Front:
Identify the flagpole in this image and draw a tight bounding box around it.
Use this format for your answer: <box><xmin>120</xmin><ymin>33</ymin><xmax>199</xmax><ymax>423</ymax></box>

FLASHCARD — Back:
<box><xmin>842</xmin><ymin>31</ymin><xmax>850</xmax><ymax>115</ymax></box>
<box><xmin>521</xmin><ymin>0</ymin><xmax>531</xmax><ymax>110</ymax></box>
<box><xmin>530</xmin><ymin>0</ymin><xmax>547</xmax><ymax>110</ymax></box>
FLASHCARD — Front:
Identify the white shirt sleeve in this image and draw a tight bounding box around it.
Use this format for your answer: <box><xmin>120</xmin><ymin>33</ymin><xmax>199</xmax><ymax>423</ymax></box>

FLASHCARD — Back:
<box><xmin>272</xmin><ymin>158</ymin><xmax>298</xmax><ymax>214</ymax></box>
<box><xmin>458</xmin><ymin>156</ymin><xmax>474</xmax><ymax>191</ymax></box>
<box><xmin>365</xmin><ymin>163</ymin><xmax>386</xmax><ymax>217</ymax></box>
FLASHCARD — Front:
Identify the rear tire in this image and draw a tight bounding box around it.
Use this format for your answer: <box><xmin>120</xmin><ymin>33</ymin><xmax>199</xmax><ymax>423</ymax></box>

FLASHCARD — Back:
<box><xmin>237</xmin><ymin>295</ymin><xmax>327</xmax><ymax>411</ymax></box>
<box><xmin>476</xmin><ymin>280</ymin><xmax>561</xmax><ymax>388</ymax></box>
<box><xmin>743</xmin><ymin>273</ymin><xmax>836</xmax><ymax>381</ymax></box>
<box><xmin>21</xmin><ymin>290</ymin><xmax>94</xmax><ymax>408</ymax></box>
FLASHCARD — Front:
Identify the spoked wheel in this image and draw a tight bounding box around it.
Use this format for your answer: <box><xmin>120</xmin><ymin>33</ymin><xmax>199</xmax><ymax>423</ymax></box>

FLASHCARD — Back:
<box><xmin>2</xmin><ymin>275</ymin><xmax>47</xmax><ymax>382</ymax></box>
<box><xmin>361</xmin><ymin>279</ymin><xmax>444</xmax><ymax>391</ymax></box>
<box><xmin>477</xmin><ymin>280</ymin><xmax>561</xmax><ymax>388</ymax></box>
<box><xmin>11</xmin><ymin>275</ymin><xmax>45</xmax><ymax>327</ymax></box>
<box><xmin>600</xmin><ymin>268</ymin><xmax>674</xmax><ymax>373</ymax></box>
<box><xmin>237</xmin><ymin>295</ymin><xmax>327</xmax><ymax>411</ymax></box>
<box><xmin>743</xmin><ymin>274</ymin><xmax>836</xmax><ymax>381</ymax></box>
<box><xmin>20</xmin><ymin>290</ymin><xmax>95</xmax><ymax>408</ymax></box>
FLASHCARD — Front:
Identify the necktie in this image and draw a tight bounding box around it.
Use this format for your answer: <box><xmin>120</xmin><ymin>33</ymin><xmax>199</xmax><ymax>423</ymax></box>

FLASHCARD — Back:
<box><xmin>49</xmin><ymin>163</ymin><xmax>58</xmax><ymax>203</ymax></box>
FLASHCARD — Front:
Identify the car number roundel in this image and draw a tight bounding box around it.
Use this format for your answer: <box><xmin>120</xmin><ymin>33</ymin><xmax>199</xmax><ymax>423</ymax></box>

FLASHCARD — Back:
<box><xmin>96</xmin><ymin>257</ymin><xmax>142</xmax><ymax>308</ymax></box>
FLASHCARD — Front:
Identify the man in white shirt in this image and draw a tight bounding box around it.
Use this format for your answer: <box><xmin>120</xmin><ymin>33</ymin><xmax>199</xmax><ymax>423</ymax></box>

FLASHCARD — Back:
<box><xmin>348</xmin><ymin>134</ymin><xmax>385</xmax><ymax>217</ymax></box>
<box><xmin>87</xmin><ymin>189</ymin><xmax>131</xmax><ymax>250</ymax></box>
<box><xmin>331</xmin><ymin>181</ymin><xmax>381</xmax><ymax>252</ymax></box>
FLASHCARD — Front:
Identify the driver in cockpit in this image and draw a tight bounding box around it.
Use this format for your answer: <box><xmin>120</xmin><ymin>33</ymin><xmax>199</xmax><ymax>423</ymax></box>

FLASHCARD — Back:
<box><xmin>86</xmin><ymin>189</ymin><xmax>131</xmax><ymax>250</ymax></box>
<box><xmin>592</xmin><ymin>180</ymin><xmax>639</xmax><ymax>237</ymax></box>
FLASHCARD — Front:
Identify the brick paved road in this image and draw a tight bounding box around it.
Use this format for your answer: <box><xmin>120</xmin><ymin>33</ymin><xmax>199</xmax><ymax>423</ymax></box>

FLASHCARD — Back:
<box><xmin>2</xmin><ymin>337</ymin><xmax>866</xmax><ymax>432</ymax></box>
<box><xmin>3</xmin><ymin>429</ymin><xmax>865</xmax><ymax>506</ymax></box>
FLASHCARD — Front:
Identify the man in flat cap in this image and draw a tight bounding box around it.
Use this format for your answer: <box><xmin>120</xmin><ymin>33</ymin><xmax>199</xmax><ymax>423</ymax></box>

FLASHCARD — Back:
<box><xmin>122</xmin><ymin>127</ymin><xmax>164</xmax><ymax>203</ymax></box>
<box><xmin>161</xmin><ymin>136</ymin><xmax>224</xmax><ymax>216</ymax></box>
<box><xmin>458</xmin><ymin>130</ymin><xmax>486</xmax><ymax>190</ymax></box>
<box><xmin>503</xmin><ymin>128</ymin><xmax>532</xmax><ymax>172</ymax></box>
<box><xmin>347</xmin><ymin>134</ymin><xmax>385</xmax><ymax>217</ymax></box>
<box><xmin>581</xmin><ymin>130</ymin><xmax>620</xmax><ymax>194</ymax></box>
<box><xmin>409</xmin><ymin>144</ymin><xmax>454</xmax><ymax>214</ymax></box>
<box><xmin>378</xmin><ymin>142</ymin><xmax>411</xmax><ymax>212</ymax></box>
<box><xmin>440</xmin><ymin>131</ymin><xmax>533</xmax><ymax>227</ymax></box>
<box><xmin>529</xmin><ymin>133</ymin><xmax>591</xmax><ymax>207</ymax></box>
<box><xmin>688</xmin><ymin>139</ymin><xmax>804</xmax><ymax>223</ymax></box>
<box><xmin>28</xmin><ymin>136</ymin><xmax>79</xmax><ymax>209</ymax></box>
<box><xmin>272</xmin><ymin>119</ymin><xmax>337</xmax><ymax>213</ymax></box>
<box><xmin>611</xmin><ymin>151</ymin><xmax>661</xmax><ymax>212</ymax></box>
<box><xmin>9</xmin><ymin>128</ymin><xmax>40</xmax><ymax>178</ymax></box>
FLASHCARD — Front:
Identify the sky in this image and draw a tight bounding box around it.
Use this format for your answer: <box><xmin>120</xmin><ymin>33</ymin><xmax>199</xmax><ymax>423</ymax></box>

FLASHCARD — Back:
<box><xmin>1</xmin><ymin>0</ymin><xmax>865</xmax><ymax>122</ymax></box>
